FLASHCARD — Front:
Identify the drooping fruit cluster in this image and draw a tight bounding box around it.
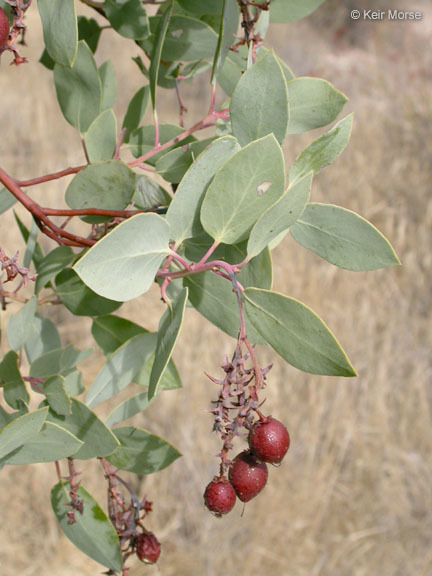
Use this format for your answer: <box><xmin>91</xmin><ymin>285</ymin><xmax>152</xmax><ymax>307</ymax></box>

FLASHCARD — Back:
<box><xmin>0</xmin><ymin>7</ymin><xmax>9</xmax><ymax>50</ymax></box>
<box><xmin>203</xmin><ymin>335</ymin><xmax>291</xmax><ymax>514</ymax></box>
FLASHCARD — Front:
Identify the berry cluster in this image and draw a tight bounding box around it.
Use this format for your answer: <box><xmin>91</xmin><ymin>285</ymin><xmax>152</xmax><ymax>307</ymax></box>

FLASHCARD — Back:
<box><xmin>203</xmin><ymin>338</ymin><xmax>290</xmax><ymax>515</ymax></box>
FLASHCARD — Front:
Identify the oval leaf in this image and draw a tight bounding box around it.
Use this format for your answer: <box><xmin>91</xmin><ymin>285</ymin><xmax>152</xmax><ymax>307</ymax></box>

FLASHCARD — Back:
<box><xmin>54</xmin><ymin>41</ymin><xmax>101</xmax><ymax>133</ymax></box>
<box><xmin>84</xmin><ymin>109</ymin><xmax>117</xmax><ymax>162</ymax></box>
<box><xmin>46</xmin><ymin>399</ymin><xmax>119</xmax><ymax>460</ymax></box>
<box><xmin>1</xmin><ymin>422</ymin><xmax>83</xmax><ymax>465</ymax></box>
<box><xmin>107</xmin><ymin>426</ymin><xmax>181</xmax><ymax>474</ymax></box>
<box><xmin>86</xmin><ymin>333</ymin><xmax>156</xmax><ymax>408</ymax></box>
<box><xmin>270</xmin><ymin>0</ymin><xmax>325</xmax><ymax>23</ymax></box>
<box><xmin>55</xmin><ymin>269</ymin><xmax>122</xmax><ymax>317</ymax></box>
<box><xmin>0</xmin><ymin>351</ymin><xmax>29</xmax><ymax>409</ymax></box>
<box><xmin>247</xmin><ymin>171</ymin><xmax>312</xmax><ymax>258</ymax></box>
<box><xmin>289</xmin><ymin>114</ymin><xmax>353</xmax><ymax>185</ymax></box>
<box><xmin>51</xmin><ymin>483</ymin><xmax>122</xmax><ymax>572</ymax></box>
<box><xmin>38</xmin><ymin>0</ymin><xmax>78</xmax><ymax>67</ymax></box>
<box><xmin>0</xmin><ymin>407</ymin><xmax>48</xmax><ymax>459</ymax></box>
<box><xmin>167</xmin><ymin>135</ymin><xmax>240</xmax><ymax>244</ymax></box>
<box><xmin>104</xmin><ymin>0</ymin><xmax>149</xmax><ymax>39</ymax></box>
<box><xmin>105</xmin><ymin>392</ymin><xmax>154</xmax><ymax>428</ymax></box>
<box><xmin>35</xmin><ymin>246</ymin><xmax>75</xmax><ymax>294</ymax></box>
<box><xmin>287</xmin><ymin>77</ymin><xmax>348</xmax><ymax>134</ymax></box>
<box><xmin>148</xmin><ymin>287</ymin><xmax>188</xmax><ymax>400</ymax></box>
<box><xmin>290</xmin><ymin>203</ymin><xmax>401</xmax><ymax>270</ymax></box>
<box><xmin>230</xmin><ymin>50</ymin><xmax>289</xmax><ymax>146</ymax></box>
<box><xmin>244</xmin><ymin>288</ymin><xmax>357</xmax><ymax>376</ymax></box>
<box><xmin>65</xmin><ymin>160</ymin><xmax>135</xmax><ymax>221</ymax></box>
<box><xmin>73</xmin><ymin>213</ymin><xmax>171</xmax><ymax>301</ymax></box>
<box><xmin>200</xmin><ymin>134</ymin><xmax>286</xmax><ymax>244</ymax></box>
<box><xmin>122</xmin><ymin>85</ymin><xmax>150</xmax><ymax>142</ymax></box>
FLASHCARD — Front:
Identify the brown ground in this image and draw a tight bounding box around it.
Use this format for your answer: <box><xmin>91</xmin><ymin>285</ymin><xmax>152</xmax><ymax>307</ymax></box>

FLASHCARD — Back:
<box><xmin>0</xmin><ymin>1</ymin><xmax>431</xmax><ymax>575</ymax></box>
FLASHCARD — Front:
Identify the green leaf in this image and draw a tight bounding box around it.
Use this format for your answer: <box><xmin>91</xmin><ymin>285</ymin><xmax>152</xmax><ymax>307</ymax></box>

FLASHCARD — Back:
<box><xmin>23</xmin><ymin>218</ymin><xmax>39</xmax><ymax>269</ymax></box>
<box><xmin>155</xmin><ymin>137</ymin><xmax>216</xmax><ymax>183</ymax></box>
<box><xmin>30</xmin><ymin>345</ymin><xmax>92</xmax><ymax>379</ymax></box>
<box><xmin>104</xmin><ymin>0</ymin><xmax>149</xmax><ymax>39</ymax></box>
<box><xmin>211</xmin><ymin>0</ymin><xmax>238</xmax><ymax>81</ymax></box>
<box><xmin>133</xmin><ymin>174</ymin><xmax>171</xmax><ymax>210</ymax></box>
<box><xmin>92</xmin><ymin>315</ymin><xmax>146</xmax><ymax>356</ymax></box>
<box><xmin>73</xmin><ymin>213</ymin><xmax>171</xmax><ymax>302</ymax></box>
<box><xmin>122</xmin><ymin>85</ymin><xmax>150</xmax><ymax>142</ymax></box>
<box><xmin>65</xmin><ymin>160</ymin><xmax>136</xmax><ymax>222</ymax></box>
<box><xmin>78</xmin><ymin>16</ymin><xmax>102</xmax><ymax>53</ymax></box>
<box><xmin>7</xmin><ymin>296</ymin><xmax>37</xmax><ymax>351</ymax></box>
<box><xmin>201</xmin><ymin>134</ymin><xmax>286</xmax><ymax>244</ymax></box>
<box><xmin>38</xmin><ymin>0</ymin><xmax>78</xmax><ymax>67</ymax></box>
<box><xmin>105</xmin><ymin>392</ymin><xmax>153</xmax><ymax>428</ymax></box>
<box><xmin>148</xmin><ymin>288</ymin><xmax>188</xmax><ymax>400</ymax></box>
<box><xmin>41</xmin><ymin>375</ymin><xmax>72</xmax><ymax>416</ymax></box>
<box><xmin>99</xmin><ymin>60</ymin><xmax>117</xmax><ymax>111</ymax></box>
<box><xmin>63</xmin><ymin>370</ymin><xmax>85</xmax><ymax>397</ymax></box>
<box><xmin>141</xmin><ymin>14</ymin><xmax>218</xmax><ymax>62</ymax></box>
<box><xmin>0</xmin><ymin>407</ymin><xmax>48</xmax><ymax>459</ymax></box>
<box><xmin>0</xmin><ymin>186</ymin><xmax>16</xmax><ymax>214</ymax></box>
<box><xmin>84</xmin><ymin>109</ymin><xmax>117</xmax><ymax>162</ymax></box>
<box><xmin>107</xmin><ymin>426</ymin><xmax>181</xmax><ymax>474</ymax></box>
<box><xmin>244</xmin><ymin>288</ymin><xmax>357</xmax><ymax>376</ymax></box>
<box><xmin>176</xmin><ymin>0</ymin><xmax>224</xmax><ymax>13</ymax></box>
<box><xmin>0</xmin><ymin>351</ymin><xmax>29</xmax><ymax>409</ymax></box>
<box><xmin>289</xmin><ymin>114</ymin><xmax>353</xmax><ymax>185</ymax></box>
<box><xmin>24</xmin><ymin>315</ymin><xmax>62</xmax><ymax>364</ymax></box>
<box><xmin>247</xmin><ymin>171</ymin><xmax>313</xmax><ymax>258</ymax></box>
<box><xmin>269</xmin><ymin>0</ymin><xmax>325</xmax><ymax>22</ymax></box>
<box><xmin>135</xmin><ymin>351</ymin><xmax>182</xmax><ymax>391</ymax></box>
<box><xmin>13</xmin><ymin>212</ymin><xmax>44</xmax><ymax>268</ymax></box>
<box><xmin>149</xmin><ymin>0</ymin><xmax>173</xmax><ymax>109</ymax></box>
<box><xmin>35</xmin><ymin>246</ymin><xmax>75</xmax><ymax>294</ymax></box>
<box><xmin>287</xmin><ymin>77</ymin><xmax>348</xmax><ymax>134</ymax></box>
<box><xmin>86</xmin><ymin>333</ymin><xmax>156</xmax><ymax>408</ymax></box>
<box><xmin>290</xmin><ymin>203</ymin><xmax>401</xmax><ymax>271</ymax></box>
<box><xmin>54</xmin><ymin>41</ymin><xmax>101</xmax><ymax>133</ymax></box>
<box><xmin>51</xmin><ymin>483</ymin><xmax>122</xmax><ymax>572</ymax></box>
<box><xmin>218</xmin><ymin>50</ymin><xmax>245</xmax><ymax>96</ymax></box>
<box><xmin>167</xmin><ymin>135</ymin><xmax>240</xmax><ymax>245</ymax></box>
<box><xmin>1</xmin><ymin>422</ymin><xmax>83</xmax><ymax>465</ymax></box>
<box><xmin>55</xmin><ymin>269</ymin><xmax>122</xmax><ymax>317</ymax></box>
<box><xmin>46</xmin><ymin>399</ymin><xmax>119</xmax><ymax>459</ymax></box>
<box><xmin>184</xmin><ymin>246</ymin><xmax>272</xmax><ymax>343</ymax></box>
<box><xmin>230</xmin><ymin>50</ymin><xmax>289</xmax><ymax>146</ymax></box>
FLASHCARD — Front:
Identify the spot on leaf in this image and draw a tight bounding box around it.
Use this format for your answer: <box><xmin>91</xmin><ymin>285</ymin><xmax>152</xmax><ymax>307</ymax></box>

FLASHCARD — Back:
<box><xmin>170</xmin><ymin>29</ymin><xmax>183</xmax><ymax>39</ymax></box>
<box><xmin>256</xmin><ymin>181</ymin><xmax>272</xmax><ymax>196</ymax></box>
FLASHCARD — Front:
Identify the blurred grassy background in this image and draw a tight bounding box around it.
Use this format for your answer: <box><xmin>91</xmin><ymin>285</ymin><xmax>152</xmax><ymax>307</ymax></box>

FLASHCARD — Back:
<box><xmin>0</xmin><ymin>1</ymin><xmax>431</xmax><ymax>575</ymax></box>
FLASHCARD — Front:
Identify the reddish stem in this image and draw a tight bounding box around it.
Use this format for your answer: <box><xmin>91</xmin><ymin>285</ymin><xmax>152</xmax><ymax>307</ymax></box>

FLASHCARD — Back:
<box><xmin>16</xmin><ymin>165</ymin><xmax>85</xmax><ymax>187</ymax></box>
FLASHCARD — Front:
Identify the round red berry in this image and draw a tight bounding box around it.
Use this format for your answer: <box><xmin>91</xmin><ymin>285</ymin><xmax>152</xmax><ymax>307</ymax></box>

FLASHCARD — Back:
<box><xmin>248</xmin><ymin>417</ymin><xmax>290</xmax><ymax>464</ymax></box>
<box><xmin>0</xmin><ymin>8</ymin><xmax>9</xmax><ymax>49</ymax></box>
<box><xmin>136</xmin><ymin>531</ymin><xmax>161</xmax><ymax>564</ymax></box>
<box><xmin>228</xmin><ymin>451</ymin><xmax>268</xmax><ymax>502</ymax></box>
<box><xmin>204</xmin><ymin>477</ymin><xmax>236</xmax><ymax>516</ymax></box>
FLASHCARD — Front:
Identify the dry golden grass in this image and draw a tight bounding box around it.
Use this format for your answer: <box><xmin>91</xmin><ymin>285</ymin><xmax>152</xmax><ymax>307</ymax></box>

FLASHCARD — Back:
<box><xmin>1</xmin><ymin>2</ymin><xmax>431</xmax><ymax>575</ymax></box>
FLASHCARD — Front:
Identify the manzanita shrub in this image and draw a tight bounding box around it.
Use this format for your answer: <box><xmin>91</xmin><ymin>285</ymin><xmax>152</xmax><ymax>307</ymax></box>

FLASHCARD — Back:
<box><xmin>0</xmin><ymin>0</ymin><xmax>400</xmax><ymax>573</ymax></box>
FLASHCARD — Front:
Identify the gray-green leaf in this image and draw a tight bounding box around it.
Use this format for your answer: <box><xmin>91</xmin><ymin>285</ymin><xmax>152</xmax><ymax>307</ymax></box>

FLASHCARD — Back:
<box><xmin>200</xmin><ymin>134</ymin><xmax>286</xmax><ymax>244</ymax></box>
<box><xmin>107</xmin><ymin>426</ymin><xmax>181</xmax><ymax>474</ymax></box>
<box><xmin>0</xmin><ymin>407</ymin><xmax>48</xmax><ymax>459</ymax></box>
<box><xmin>290</xmin><ymin>203</ymin><xmax>401</xmax><ymax>270</ymax></box>
<box><xmin>38</xmin><ymin>0</ymin><xmax>78</xmax><ymax>67</ymax></box>
<box><xmin>289</xmin><ymin>114</ymin><xmax>353</xmax><ymax>185</ymax></box>
<box><xmin>73</xmin><ymin>214</ymin><xmax>171</xmax><ymax>301</ymax></box>
<box><xmin>230</xmin><ymin>50</ymin><xmax>289</xmax><ymax>146</ymax></box>
<box><xmin>84</xmin><ymin>109</ymin><xmax>117</xmax><ymax>162</ymax></box>
<box><xmin>148</xmin><ymin>287</ymin><xmax>188</xmax><ymax>400</ymax></box>
<box><xmin>247</xmin><ymin>171</ymin><xmax>312</xmax><ymax>258</ymax></box>
<box><xmin>244</xmin><ymin>287</ymin><xmax>357</xmax><ymax>376</ymax></box>
<box><xmin>51</xmin><ymin>483</ymin><xmax>122</xmax><ymax>572</ymax></box>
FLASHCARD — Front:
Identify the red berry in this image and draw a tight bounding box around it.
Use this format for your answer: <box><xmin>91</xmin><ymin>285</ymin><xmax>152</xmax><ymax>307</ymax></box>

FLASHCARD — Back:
<box><xmin>0</xmin><ymin>8</ymin><xmax>9</xmax><ymax>49</ymax></box>
<box><xmin>228</xmin><ymin>451</ymin><xmax>268</xmax><ymax>502</ymax></box>
<box><xmin>136</xmin><ymin>531</ymin><xmax>161</xmax><ymax>564</ymax></box>
<box><xmin>204</xmin><ymin>477</ymin><xmax>236</xmax><ymax>516</ymax></box>
<box><xmin>248</xmin><ymin>417</ymin><xmax>290</xmax><ymax>464</ymax></box>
